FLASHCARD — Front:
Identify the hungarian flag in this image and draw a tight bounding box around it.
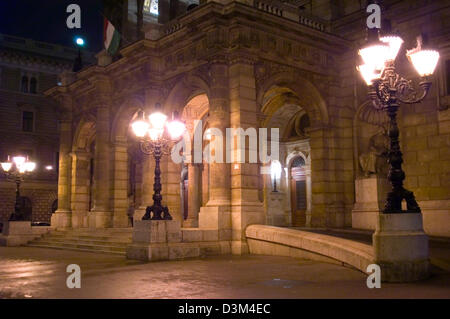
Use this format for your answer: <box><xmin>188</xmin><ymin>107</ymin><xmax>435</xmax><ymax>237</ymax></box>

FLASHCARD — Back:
<box><xmin>103</xmin><ymin>18</ymin><xmax>120</xmax><ymax>56</ymax></box>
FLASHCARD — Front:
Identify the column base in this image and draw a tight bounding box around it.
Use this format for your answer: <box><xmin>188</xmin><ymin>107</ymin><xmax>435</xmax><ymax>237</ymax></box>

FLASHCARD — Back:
<box><xmin>373</xmin><ymin>212</ymin><xmax>430</xmax><ymax>282</ymax></box>
<box><xmin>199</xmin><ymin>205</ymin><xmax>231</xmax><ymax>240</ymax></box>
<box><xmin>51</xmin><ymin>210</ymin><xmax>72</xmax><ymax>229</ymax></box>
<box><xmin>71</xmin><ymin>211</ymin><xmax>88</xmax><ymax>228</ymax></box>
<box><xmin>0</xmin><ymin>221</ymin><xmax>34</xmax><ymax>246</ymax></box>
<box><xmin>88</xmin><ymin>211</ymin><xmax>112</xmax><ymax>228</ymax></box>
<box><xmin>183</xmin><ymin>219</ymin><xmax>199</xmax><ymax>228</ymax></box>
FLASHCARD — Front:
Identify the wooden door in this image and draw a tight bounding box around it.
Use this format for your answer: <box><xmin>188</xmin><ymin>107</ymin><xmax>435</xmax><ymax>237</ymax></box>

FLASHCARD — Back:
<box><xmin>290</xmin><ymin>167</ymin><xmax>307</xmax><ymax>226</ymax></box>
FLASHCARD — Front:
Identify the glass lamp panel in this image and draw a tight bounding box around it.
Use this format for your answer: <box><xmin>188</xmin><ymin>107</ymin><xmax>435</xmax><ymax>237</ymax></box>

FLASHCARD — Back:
<box><xmin>270</xmin><ymin>160</ymin><xmax>282</xmax><ymax>180</ymax></box>
<box><xmin>167</xmin><ymin>120</ymin><xmax>186</xmax><ymax>140</ymax></box>
<box><xmin>359</xmin><ymin>43</ymin><xmax>389</xmax><ymax>71</ymax></box>
<box><xmin>131</xmin><ymin>120</ymin><xmax>149</xmax><ymax>137</ymax></box>
<box><xmin>24</xmin><ymin>162</ymin><xmax>36</xmax><ymax>172</ymax></box>
<box><xmin>407</xmin><ymin>49</ymin><xmax>440</xmax><ymax>76</ymax></box>
<box><xmin>357</xmin><ymin>64</ymin><xmax>379</xmax><ymax>85</ymax></box>
<box><xmin>149</xmin><ymin>112</ymin><xmax>167</xmax><ymax>130</ymax></box>
<box><xmin>380</xmin><ymin>36</ymin><xmax>403</xmax><ymax>61</ymax></box>
<box><xmin>1</xmin><ymin>162</ymin><xmax>12</xmax><ymax>172</ymax></box>
<box><xmin>12</xmin><ymin>156</ymin><xmax>26</xmax><ymax>167</ymax></box>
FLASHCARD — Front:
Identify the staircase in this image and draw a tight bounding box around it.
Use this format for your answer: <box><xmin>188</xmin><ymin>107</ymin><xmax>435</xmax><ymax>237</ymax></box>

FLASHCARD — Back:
<box><xmin>27</xmin><ymin>228</ymin><xmax>133</xmax><ymax>255</ymax></box>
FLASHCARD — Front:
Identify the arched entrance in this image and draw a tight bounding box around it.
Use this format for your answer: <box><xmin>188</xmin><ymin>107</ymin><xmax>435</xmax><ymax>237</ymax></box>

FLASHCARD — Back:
<box><xmin>290</xmin><ymin>156</ymin><xmax>307</xmax><ymax>226</ymax></box>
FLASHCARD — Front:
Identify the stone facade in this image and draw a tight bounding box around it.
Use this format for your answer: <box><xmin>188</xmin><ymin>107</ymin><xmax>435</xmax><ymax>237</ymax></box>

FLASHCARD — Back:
<box><xmin>46</xmin><ymin>0</ymin><xmax>449</xmax><ymax>246</ymax></box>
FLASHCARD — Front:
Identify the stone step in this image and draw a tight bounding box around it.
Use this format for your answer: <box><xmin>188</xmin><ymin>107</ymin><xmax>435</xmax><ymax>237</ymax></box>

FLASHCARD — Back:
<box><xmin>27</xmin><ymin>243</ymin><xmax>125</xmax><ymax>255</ymax></box>
<box><xmin>27</xmin><ymin>228</ymin><xmax>134</xmax><ymax>255</ymax></box>
<box><xmin>42</xmin><ymin>234</ymin><xmax>132</xmax><ymax>243</ymax></box>
<box><xmin>33</xmin><ymin>237</ymin><xmax>130</xmax><ymax>247</ymax></box>
<box><xmin>30</xmin><ymin>240</ymin><xmax>127</xmax><ymax>253</ymax></box>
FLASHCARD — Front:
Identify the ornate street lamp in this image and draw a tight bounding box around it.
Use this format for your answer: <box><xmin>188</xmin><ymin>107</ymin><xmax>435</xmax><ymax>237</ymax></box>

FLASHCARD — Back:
<box><xmin>270</xmin><ymin>160</ymin><xmax>282</xmax><ymax>192</ymax></box>
<box><xmin>0</xmin><ymin>156</ymin><xmax>36</xmax><ymax>221</ymax></box>
<box><xmin>357</xmin><ymin>28</ymin><xmax>439</xmax><ymax>213</ymax></box>
<box><xmin>131</xmin><ymin>104</ymin><xmax>186</xmax><ymax>220</ymax></box>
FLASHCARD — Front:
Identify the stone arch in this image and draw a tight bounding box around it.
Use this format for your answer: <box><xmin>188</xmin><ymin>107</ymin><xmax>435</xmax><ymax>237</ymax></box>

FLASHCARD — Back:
<box><xmin>110</xmin><ymin>96</ymin><xmax>145</xmax><ymax>143</ymax></box>
<box><xmin>72</xmin><ymin>117</ymin><xmax>96</xmax><ymax>152</ymax></box>
<box><xmin>258</xmin><ymin>72</ymin><xmax>329</xmax><ymax>127</ymax></box>
<box><xmin>164</xmin><ymin>74</ymin><xmax>211</xmax><ymax>116</ymax></box>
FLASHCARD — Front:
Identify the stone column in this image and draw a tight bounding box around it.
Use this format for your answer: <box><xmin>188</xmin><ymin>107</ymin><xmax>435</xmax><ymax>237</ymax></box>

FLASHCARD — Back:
<box><xmin>198</xmin><ymin>62</ymin><xmax>231</xmax><ymax>241</ymax></box>
<box><xmin>201</xmin><ymin>162</ymin><xmax>209</xmax><ymax>206</ymax></box>
<box><xmin>70</xmin><ymin>150</ymin><xmax>90</xmax><ymax>228</ymax></box>
<box><xmin>184</xmin><ymin>163</ymin><xmax>201</xmax><ymax>227</ymax></box>
<box><xmin>112</xmin><ymin>137</ymin><xmax>129</xmax><ymax>227</ymax></box>
<box><xmin>51</xmin><ymin>118</ymin><xmax>72</xmax><ymax>229</ymax></box>
<box><xmin>165</xmin><ymin>158</ymin><xmax>182</xmax><ymax>222</ymax></box>
<box><xmin>228</xmin><ymin>61</ymin><xmax>264</xmax><ymax>254</ymax></box>
<box><xmin>89</xmin><ymin>105</ymin><xmax>112</xmax><ymax>228</ymax></box>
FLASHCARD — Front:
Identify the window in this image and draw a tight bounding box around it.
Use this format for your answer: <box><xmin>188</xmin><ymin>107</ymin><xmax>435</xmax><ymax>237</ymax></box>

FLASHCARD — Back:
<box><xmin>21</xmin><ymin>76</ymin><xmax>28</xmax><ymax>93</ymax></box>
<box><xmin>144</xmin><ymin>0</ymin><xmax>158</xmax><ymax>15</ymax></box>
<box><xmin>30</xmin><ymin>77</ymin><xmax>37</xmax><ymax>93</ymax></box>
<box><xmin>446</xmin><ymin>60</ymin><xmax>450</xmax><ymax>96</ymax></box>
<box><xmin>22</xmin><ymin>111</ymin><xmax>34</xmax><ymax>132</ymax></box>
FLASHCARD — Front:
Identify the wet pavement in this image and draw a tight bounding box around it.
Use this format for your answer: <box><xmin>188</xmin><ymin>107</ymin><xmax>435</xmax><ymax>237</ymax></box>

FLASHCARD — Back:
<box><xmin>0</xmin><ymin>247</ymin><xmax>449</xmax><ymax>299</ymax></box>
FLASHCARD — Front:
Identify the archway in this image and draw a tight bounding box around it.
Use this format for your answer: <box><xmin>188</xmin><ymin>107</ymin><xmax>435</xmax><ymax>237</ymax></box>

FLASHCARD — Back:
<box><xmin>259</xmin><ymin>75</ymin><xmax>326</xmax><ymax>227</ymax></box>
<box><xmin>70</xmin><ymin>118</ymin><xmax>96</xmax><ymax>228</ymax></box>
<box><xmin>179</xmin><ymin>93</ymin><xmax>210</xmax><ymax>227</ymax></box>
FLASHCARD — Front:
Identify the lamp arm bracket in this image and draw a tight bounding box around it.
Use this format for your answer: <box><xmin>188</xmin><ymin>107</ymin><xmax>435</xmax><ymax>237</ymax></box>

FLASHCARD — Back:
<box><xmin>397</xmin><ymin>80</ymin><xmax>432</xmax><ymax>104</ymax></box>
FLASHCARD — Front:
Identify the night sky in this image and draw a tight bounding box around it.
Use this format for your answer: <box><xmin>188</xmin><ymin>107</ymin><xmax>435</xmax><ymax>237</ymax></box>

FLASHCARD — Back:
<box><xmin>0</xmin><ymin>0</ymin><xmax>104</xmax><ymax>52</ymax></box>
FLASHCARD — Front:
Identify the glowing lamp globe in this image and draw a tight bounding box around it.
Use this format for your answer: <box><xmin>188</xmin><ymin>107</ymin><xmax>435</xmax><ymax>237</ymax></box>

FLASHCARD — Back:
<box><xmin>167</xmin><ymin>120</ymin><xmax>186</xmax><ymax>140</ymax></box>
<box><xmin>1</xmin><ymin>162</ymin><xmax>12</xmax><ymax>172</ymax></box>
<box><xmin>149</xmin><ymin>112</ymin><xmax>167</xmax><ymax>130</ymax></box>
<box><xmin>270</xmin><ymin>160</ymin><xmax>282</xmax><ymax>181</ymax></box>
<box><xmin>380</xmin><ymin>35</ymin><xmax>404</xmax><ymax>61</ymax></box>
<box><xmin>407</xmin><ymin>49</ymin><xmax>440</xmax><ymax>77</ymax></box>
<box><xmin>24</xmin><ymin>162</ymin><xmax>36</xmax><ymax>172</ymax></box>
<box><xmin>12</xmin><ymin>156</ymin><xmax>26</xmax><ymax>167</ymax></box>
<box><xmin>357</xmin><ymin>64</ymin><xmax>380</xmax><ymax>86</ymax></box>
<box><xmin>358</xmin><ymin>43</ymin><xmax>389</xmax><ymax>72</ymax></box>
<box><xmin>75</xmin><ymin>37</ymin><xmax>85</xmax><ymax>46</ymax></box>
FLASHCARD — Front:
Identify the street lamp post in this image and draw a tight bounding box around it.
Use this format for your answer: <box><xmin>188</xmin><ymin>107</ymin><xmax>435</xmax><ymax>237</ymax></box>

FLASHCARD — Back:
<box><xmin>0</xmin><ymin>156</ymin><xmax>36</xmax><ymax>221</ymax></box>
<box><xmin>357</xmin><ymin>29</ymin><xmax>439</xmax><ymax>213</ymax></box>
<box><xmin>131</xmin><ymin>104</ymin><xmax>186</xmax><ymax>220</ymax></box>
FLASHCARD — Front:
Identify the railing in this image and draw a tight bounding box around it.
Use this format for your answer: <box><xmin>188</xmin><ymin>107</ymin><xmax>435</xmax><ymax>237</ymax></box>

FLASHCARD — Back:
<box><xmin>164</xmin><ymin>21</ymin><xmax>183</xmax><ymax>36</ymax></box>
<box><xmin>255</xmin><ymin>1</ymin><xmax>283</xmax><ymax>17</ymax></box>
<box><xmin>253</xmin><ymin>1</ymin><xmax>327</xmax><ymax>32</ymax></box>
<box><xmin>299</xmin><ymin>15</ymin><xmax>325</xmax><ymax>32</ymax></box>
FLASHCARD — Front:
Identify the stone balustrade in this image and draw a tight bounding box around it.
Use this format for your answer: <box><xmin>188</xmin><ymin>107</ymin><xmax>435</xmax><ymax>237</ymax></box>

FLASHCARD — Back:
<box><xmin>245</xmin><ymin>224</ymin><xmax>374</xmax><ymax>273</ymax></box>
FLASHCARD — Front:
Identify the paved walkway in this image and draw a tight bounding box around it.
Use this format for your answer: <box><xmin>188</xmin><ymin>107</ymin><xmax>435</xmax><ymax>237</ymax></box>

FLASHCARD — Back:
<box><xmin>0</xmin><ymin>247</ymin><xmax>449</xmax><ymax>299</ymax></box>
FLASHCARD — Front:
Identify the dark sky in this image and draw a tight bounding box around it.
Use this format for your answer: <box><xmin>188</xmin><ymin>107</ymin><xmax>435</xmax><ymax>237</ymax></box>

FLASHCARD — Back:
<box><xmin>0</xmin><ymin>0</ymin><xmax>104</xmax><ymax>52</ymax></box>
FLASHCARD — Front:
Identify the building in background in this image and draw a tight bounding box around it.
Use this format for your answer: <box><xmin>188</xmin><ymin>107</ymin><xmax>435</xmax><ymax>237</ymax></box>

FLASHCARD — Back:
<box><xmin>0</xmin><ymin>33</ymin><xmax>94</xmax><ymax>224</ymax></box>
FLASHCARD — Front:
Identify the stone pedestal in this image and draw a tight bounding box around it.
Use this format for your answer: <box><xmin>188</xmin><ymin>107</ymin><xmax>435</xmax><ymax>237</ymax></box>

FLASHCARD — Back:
<box><xmin>126</xmin><ymin>220</ymin><xmax>200</xmax><ymax>261</ymax></box>
<box><xmin>96</xmin><ymin>50</ymin><xmax>113</xmax><ymax>66</ymax></box>
<box><xmin>266</xmin><ymin>192</ymin><xmax>286</xmax><ymax>226</ymax></box>
<box><xmin>352</xmin><ymin>176</ymin><xmax>390</xmax><ymax>230</ymax></box>
<box><xmin>0</xmin><ymin>221</ymin><xmax>34</xmax><ymax>246</ymax></box>
<box><xmin>373</xmin><ymin>213</ymin><xmax>430</xmax><ymax>282</ymax></box>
